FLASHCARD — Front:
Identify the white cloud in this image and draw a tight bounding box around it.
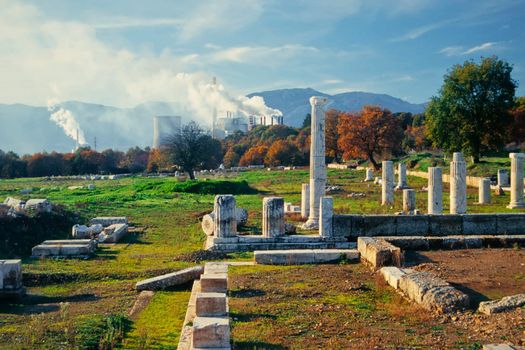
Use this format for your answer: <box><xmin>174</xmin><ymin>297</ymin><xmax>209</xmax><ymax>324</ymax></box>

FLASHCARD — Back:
<box><xmin>209</xmin><ymin>44</ymin><xmax>319</xmax><ymax>64</ymax></box>
<box><xmin>92</xmin><ymin>17</ymin><xmax>182</xmax><ymax>29</ymax></box>
<box><xmin>390</xmin><ymin>22</ymin><xmax>445</xmax><ymax>42</ymax></box>
<box><xmin>439</xmin><ymin>42</ymin><xmax>502</xmax><ymax>56</ymax></box>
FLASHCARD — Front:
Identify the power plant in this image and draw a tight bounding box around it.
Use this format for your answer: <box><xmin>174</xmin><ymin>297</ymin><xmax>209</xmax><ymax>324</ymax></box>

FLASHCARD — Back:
<box><xmin>153</xmin><ymin>115</ymin><xmax>182</xmax><ymax>148</ymax></box>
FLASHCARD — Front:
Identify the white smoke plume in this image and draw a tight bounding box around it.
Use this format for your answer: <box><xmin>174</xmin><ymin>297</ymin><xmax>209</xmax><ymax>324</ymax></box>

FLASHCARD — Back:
<box><xmin>47</xmin><ymin>100</ymin><xmax>88</xmax><ymax>146</ymax></box>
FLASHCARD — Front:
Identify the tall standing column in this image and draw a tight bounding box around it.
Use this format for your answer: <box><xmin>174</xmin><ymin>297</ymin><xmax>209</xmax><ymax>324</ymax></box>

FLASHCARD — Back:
<box><xmin>402</xmin><ymin>189</ymin><xmax>416</xmax><ymax>214</ymax></box>
<box><xmin>213</xmin><ymin>195</ymin><xmax>237</xmax><ymax>238</ymax></box>
<box><xmin>450</xmin><ymin>152</ymin><xmax>467</xmax><ymax>214</ymax></box>
<box><xmin>428</xmin><ymin>167</ymin><xmax>443</xmax><ymax>214</ymax></box>
<box><xmin>262</xmin><ymin>197</ymin><xmax>285</xmax><ymax>237</ymax></box>
<box><xmin>478</xmin><ymin>178</ymin><xmax>491</xmax><ymax>204</ymax></box>
<box><xmin>300</xmin><ymin>183</ymin><xmax>310</xmax><ymax>219</ymax></box>
<box><xmin>381</xmin><ymin>161</ymin><xmax>394</xmax><ymax>205</ymax></box>
<box><xmin>395</xmin><ymin>163</ymin><xmax>408</xmax><ymax>190</ymax></box>
<box><xmin>303</xmin><ymin>96</ymin><xmax>329</xmax><ymax>229</ymax></box>
<box><xmin>507</xmin><ymin>153</ymin><xmax>525</xmax><ymax>209</ymax></box>
<box><xmin>364</xmin><ymin>168</ymin><xmax>374</xmax><ymax>182</ymax></box>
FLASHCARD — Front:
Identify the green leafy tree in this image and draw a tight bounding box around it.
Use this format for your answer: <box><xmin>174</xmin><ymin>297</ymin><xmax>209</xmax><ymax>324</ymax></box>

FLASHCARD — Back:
<box><xmin>426</xmin><ymin>56</ymin><xmax>516</xmax><ymax>162</ymax></box>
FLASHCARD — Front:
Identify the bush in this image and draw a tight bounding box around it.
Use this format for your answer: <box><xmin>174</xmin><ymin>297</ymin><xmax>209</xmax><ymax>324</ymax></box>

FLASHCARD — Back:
<box><xmin>75</xmin><ymin>314</ymin><xmax>131</xmax><ymax>350</ymax></box>
<box><xmin>134</xmin><ymin>180</ymin><xmax>257</xmax><ymax>195</ymax></box>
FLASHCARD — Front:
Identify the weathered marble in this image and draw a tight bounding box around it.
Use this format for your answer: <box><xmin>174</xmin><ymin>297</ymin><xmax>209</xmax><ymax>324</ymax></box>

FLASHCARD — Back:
<box><xmin>195</xmin><ymin>292</ymin><xmax>228</xmax><ymax>317</ymax></box>
<box><xmin>396</xmin><ymin>163</ymin><xmax>409</xmax><ymax>190</ymax></box>
<box><xmin>381</xmin><ymin>161</ymin><xmax>394</xmax><ymax>206</ymax></box>
<box><xmin>319</xmin><ymin>196</ymin><xmax>333</xmax><ymax>238</ymax></box>
<box><xmin>303</xmin><ymin>96</ymin><xmax>329</xmax><ymax>229</ymax></box>
<box><xmin>201</xmin><ymin>208</ymin><xmax>248</xmax><ymax>236</ymax></box>
<box><xmin>497</xmin><ymin>169</ymin><xmax>509</xmax><ymax>187</ymax></box>
<box><xmin>450</xmin><ymin>152</ymin><xmax>467</xmax><ymax>214</ymax></box>
<box><xmin>403</xmin><ymin>189</ymin><xmax>416</xmax><ymax>214</ymax></box>
<box><xmin>300</xmin><ymin>183</ymin><xmax>310</xmax><ymax>219</ymax></box>
<box><xmin>364</xmin><ymin>168</ymin><xmax>374</xmax><ymax>182</ymax></box>
<box><xmin>507</xmin><ymin>153</ymin><xmax>525</xmax><ymax>209</ymax></box>
<box><xmin>428</xmin><ymin>167</ymin><xmax>443</xmax><ymax>214</ymax></box>
<box><xmin>135</xmin><ymin>266</ymin><xmax>204</xmax><ymax>291</ymax></box>
<box><xmin>479</xmin><ymin>178</ymin><xmax>491</xmax><ymax>204</ymax></box>
<box><xmin>262</xmin><ymin>197</ymin><xmax>285</xmax><ymax>238</ymax></box>
<box><xmin>214</xmin><ymin>195</ymin><xmax>237</xmax><ymax>238</ymax></box>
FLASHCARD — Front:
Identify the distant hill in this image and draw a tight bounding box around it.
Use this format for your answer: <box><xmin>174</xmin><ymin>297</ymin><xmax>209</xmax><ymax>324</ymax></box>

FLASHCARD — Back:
<box><xmin>247</xmin><ymin>88</ymin><xmax>427</xmax><ymax>127</ymax></box>
<box><xmin>0</xmin><ymin>89</ymin><xmax>426</xmax><ymax>154</ymax></box>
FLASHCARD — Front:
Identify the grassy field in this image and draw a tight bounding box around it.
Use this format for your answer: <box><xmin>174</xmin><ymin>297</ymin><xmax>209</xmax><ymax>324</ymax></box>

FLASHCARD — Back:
<box><xmin>0</xmin><ymin>166</ymin><xmax>523</xmax><ymax>349</ymax></box>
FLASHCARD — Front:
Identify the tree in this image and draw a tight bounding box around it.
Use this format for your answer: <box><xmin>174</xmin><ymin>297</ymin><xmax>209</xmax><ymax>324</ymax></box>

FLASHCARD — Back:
<box><xmin>325</xmin><ymin>109</ymin><xmax>342</xmax><ymax>163</ymax></box>
<box><xmin>337</xmin><ymin>105</ymin><xmax>403</xmax><ymax>170</ymax></box>
<box><xmin>508</xmin><ymin>96</ymin><xmax>525</xmax><ymax>145</ymax></box>
<box><xmin>302</xmin><ymin>113</ymin><xmax>311</xmax><ymax>129</ymax></box>
<box><xmin>165</xmin><ymin>121</ymin><xmax>220</xmax><ymax>179</ymax></box>
<box><xmin>147</xmin><ymin>148</ymin><xmax>170</xmax><ymax>173</ymax></box>
<box><xmin>426</xmin><ymin>56</ymin><xmax>516</xmax><ymax>162</ymax></box>
<box><xmin>264</xmin><ymin>140</ymin><xmax>302</xmax><ymax>166</ymax></box>
<box><xmin>239</xmin><ymin>144</ymin><xmax>268</xmax><ymax>166</ymax></box>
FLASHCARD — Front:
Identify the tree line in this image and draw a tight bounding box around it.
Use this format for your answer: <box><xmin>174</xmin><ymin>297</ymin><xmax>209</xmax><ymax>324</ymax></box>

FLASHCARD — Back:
<box><xmin>0</xmin><ymin>56</ymin><xmax>523</xmax><ymax>178</ymax></box>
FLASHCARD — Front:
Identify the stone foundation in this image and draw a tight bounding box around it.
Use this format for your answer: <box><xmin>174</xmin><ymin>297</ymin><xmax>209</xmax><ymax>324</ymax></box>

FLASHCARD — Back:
<box><xmin>254</xmin><ymin>249</ymin><xmax>359</xmax><ymax>265</ymax></box>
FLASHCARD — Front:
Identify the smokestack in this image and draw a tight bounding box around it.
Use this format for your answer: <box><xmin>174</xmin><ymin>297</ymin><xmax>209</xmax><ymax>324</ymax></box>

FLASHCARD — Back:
<box><xmin>76</xmin><ymin>128</ymin><xmax>79</xmax><ymax>150</ymax></box>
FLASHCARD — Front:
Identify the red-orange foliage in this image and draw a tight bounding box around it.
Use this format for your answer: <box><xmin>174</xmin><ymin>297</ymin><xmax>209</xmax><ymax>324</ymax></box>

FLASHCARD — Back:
<box><xmin>264</xmin><ymin>140</ymin><xmax>301</xmax><ymax>167</ymax></box>
<box><xmin>239</xmin><ymin>145</ymin><xmax>268</xmax><ymax>166</ymax></box>
<box><xmin>337</xmin><ymin>105</ymin><xmax>403</xmax><ymax>169</ymax></box>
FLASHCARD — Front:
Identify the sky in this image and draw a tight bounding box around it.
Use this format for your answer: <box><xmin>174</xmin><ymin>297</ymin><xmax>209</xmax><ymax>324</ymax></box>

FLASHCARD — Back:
<box><xmin>0</xmin><ymin>0</ymin><xmax>524</xmax><ymax>107</ymax></box>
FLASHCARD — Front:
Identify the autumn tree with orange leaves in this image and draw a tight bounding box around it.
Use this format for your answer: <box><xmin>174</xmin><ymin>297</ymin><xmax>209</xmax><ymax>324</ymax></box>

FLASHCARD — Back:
<box><xmin>337</xmin><ymin>105</ymin><xmax>403</xmax><ymax>170</ymax></box>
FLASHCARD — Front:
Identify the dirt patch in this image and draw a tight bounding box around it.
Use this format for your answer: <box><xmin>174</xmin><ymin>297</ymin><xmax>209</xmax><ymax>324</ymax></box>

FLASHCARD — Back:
<box><xmin>406</xmin><ymin>248</ymin><xmax>525</xmax><ymax>303</ymax></box>
<box><xmin>229</xmin><ymin>264</ymin><xmax>525</xmax><ymax>349</ymax></box>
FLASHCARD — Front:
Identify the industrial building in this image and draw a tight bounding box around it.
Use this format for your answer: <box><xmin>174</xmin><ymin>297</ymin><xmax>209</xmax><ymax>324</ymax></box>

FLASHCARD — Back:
<box><xmin>153</xmin><ymin>115</ymin><xmax>182</xmax><ymax>148</ymax></box>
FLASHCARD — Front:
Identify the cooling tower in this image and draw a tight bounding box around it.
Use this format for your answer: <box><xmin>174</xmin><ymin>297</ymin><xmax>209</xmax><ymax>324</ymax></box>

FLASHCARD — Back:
<box><xmin>153</xmin><ymin>116</ymin><xmax>182</xmax><ymax>148</ymax></box>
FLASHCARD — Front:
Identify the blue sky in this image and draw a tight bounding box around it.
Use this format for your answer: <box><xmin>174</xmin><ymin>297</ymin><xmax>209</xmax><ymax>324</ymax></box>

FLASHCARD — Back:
<box><xmin>1</xmin><ymin>0</ymin><xmax>524</xmax><ymax>107</ymax></box>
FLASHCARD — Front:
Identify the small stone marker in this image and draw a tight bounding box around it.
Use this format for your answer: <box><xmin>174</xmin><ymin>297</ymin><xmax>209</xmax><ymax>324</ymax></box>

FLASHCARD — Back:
<box><xmin>300</xmin><ymin>183</ymin><xmax>310</xmax><ymax>219</ymax></box>
<box><xmin>450</xmin><ymin>152</ymin><xmax>467</xmax><ymax>214</ymax></box>
<box><xmin>200</xmin><ymin>273</ymin><xmax>228</xmax><ymax>293</ymax></box>
<box><xmin>262</xmin><ymin>197</ymin><xmax>285</xmax><ymax>238</ymax></box>
<box><xmin>395</xmin><ymin>163</ymin><xmax>409</xmax><ymax>190</ymax></box>
<box><xmin>508</xmin><ymin>152</ymin><xmax>525</xmax><ymax>209</ymax></box>
<box><xmin>497</xmin><ymin>169</ymin><xmax>509</xmax><ymax>187</ymax></box>
<box><xmin>403</xmin><ymin>189</ymin><xmax>416</xmax><ymax>214</ymax></box>
<box><xmin>214</xmin><ymin>195</ymin><xmax>237</xmax><ymax>238</ymax></box>
<box><xmin>428</xmin><ymin>167</ymin><xmax>443</xmax><ymax>214</ymax></box>
<box><xmin>382</xmin><ymin>161</ymin><xmax>394</xmax><ymax>206</ymax></box>
<box><xmin>479</xmin><ymin>178</ymin><xmax>491</xmax><ymax>204</ymax></box>
<box><xmin>364</xmin><ymin>168</ymin><xmax>374</xmax><ymax>182</ymax></box>
<box><xmin>195</xmin><ymin>292</ymin><xmax>228</xmax><ymax>317</ymax></box>
<box><xmin>319</xmin><ymin>196</ymin><xmax>333</xmax><ymax>238</ymax></box>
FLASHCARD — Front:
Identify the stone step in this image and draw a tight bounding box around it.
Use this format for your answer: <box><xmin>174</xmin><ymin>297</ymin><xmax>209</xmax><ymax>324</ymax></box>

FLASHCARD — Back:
<box><xmin>31</xmin><ymin>244</ymin><xmax>93</xmax><ymax>258</ymax></box>
<box><xmin>191</xmin><ymin>315</ymin><xmax>230</xmax><ymax>349</ymax></box>
<box><xmin>358</xmin><ymin>237</ymin><xmax>403</xmax><ymax>269</ymax></box>
<box><xmin>254</xmin><ymin>249</ymin><xmax>359</xmax><ymax>265</ymax></box>
<box><xmin>135</xmin><ymin>266</ymin><xmax>204</xmax><ymax>291</ymax></box>
<box><xmin>200</xmin><ymin>273</ymin><xmax>228</xmax><ymax>293</ymax></box>
<box><xmin>195</xmin><ymin>292</ymin><xmax>228</xmax><ymax>317</ymax></box>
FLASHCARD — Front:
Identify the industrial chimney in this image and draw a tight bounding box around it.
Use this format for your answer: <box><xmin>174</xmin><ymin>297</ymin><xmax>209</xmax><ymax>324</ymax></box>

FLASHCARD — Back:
<box><xmin>153</xmin><ymin>115</ymin><xmax>182</xmax><ymax>148</ymax></box>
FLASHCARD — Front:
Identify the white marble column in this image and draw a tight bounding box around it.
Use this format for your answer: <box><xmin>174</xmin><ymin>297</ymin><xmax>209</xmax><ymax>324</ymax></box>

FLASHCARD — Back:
<box><xmin>381</xmin><ymin>161</ymin><xmax>394</xmax><ymax>206</ymax></box>
<box><xmin>303</xmin><ymin>96</ymin><xmax>329</xmax><ymax>229</ymax></box>
<box><xmin>364</xmin><ymin>168</ymin><xmax>374</xmax><ymax>182</ymax></box>
<box><xmin>478</xmin><ymin>178</ymin><xmax>491</xmax><ymax>204</ymax></box>
<box><xmin>262</xmin><ymin>197</ymin><xmax>285</xmax><ymax>237</ymax></box>
<box><xmin>450</xmin><ymin>152</ymin><xmax>467</xmax><ymax>214</ymax></box>
<box><xmin>497</xmin><ymin>169</ymin><xmax>509</xmax><ymax>187</ymax></box>
<box><xmin>403</xmin><ymin>189</ymin><xmax>416</xmax><ymax>214</ymax></box>
<box><xmin>213</xmin><ymin>195</ymin><xmax>237</xmax><ymax>238</ymax></box>
<box><xmin>395</xmin><ymin>163</ymin><xmax>408</xmax><ymax>190</ymax></box>
<box><xmin>319</xmin><ymin>196</ymin><xmax>333</xmax><ymax>238</ymax></box>
<box><xmin>428</xmin><ymin>167</ymin><xmax>443</xmax><ymax>214</ymax></box>
<box><xmin>507</xmin><ymin>152</ymin><xmax>525</xmax><ymax>209</ymax></box>
<box><xmin>301</xmin><ymin>183</ymin><xmax>310</xmax><ymax>219</ymax></box>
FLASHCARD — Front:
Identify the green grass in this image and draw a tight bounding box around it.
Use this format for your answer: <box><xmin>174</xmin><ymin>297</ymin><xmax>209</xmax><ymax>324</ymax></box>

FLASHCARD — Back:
<box><xmin>1</xmin><ymin>161</ymin><xmax>524</xmax><ymax>349</ymax></box>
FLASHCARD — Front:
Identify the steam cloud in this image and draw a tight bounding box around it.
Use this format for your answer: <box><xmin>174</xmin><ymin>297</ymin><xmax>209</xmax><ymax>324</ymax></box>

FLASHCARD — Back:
<box><xmin>47</xmin><ymin>101</ymin><xmax>88</xmax><ymax>146</ymax></box>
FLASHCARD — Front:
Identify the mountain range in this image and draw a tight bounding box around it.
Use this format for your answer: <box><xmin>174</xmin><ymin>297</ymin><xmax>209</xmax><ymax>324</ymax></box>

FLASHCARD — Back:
<box><xmin>0</xmin><ymin>88</ymin><xmax>426</xmax><ymax>154</ymax></box>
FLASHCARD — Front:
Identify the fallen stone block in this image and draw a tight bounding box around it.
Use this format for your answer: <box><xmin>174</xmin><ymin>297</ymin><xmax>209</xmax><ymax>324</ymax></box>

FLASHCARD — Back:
<box><xmin>72</xmin><ymin>224</ymin><xmax>103</xmax><ymax>239</ymax></box>
<box><xmin>399</xmin><ymin>271</ymin><xmax>450</xmax><ymax>304</ymax></box>
<box><xmin>379</xmin><ymin>267</ymin><xmax>414</xmax><ymax>289</ymax></box>
<box><xmin>204</xmin><ymin>263</ymin><xmax>228</xmax><ymax>275</ymax></box>
<box><xmin>24</xmin><ymin>199</ymin><xmax>52</xmax><ymax>213</ymax></box>
<box><xmin>254</xmin><ymin>249</ymin><xmax>359</xmax><ymax>265</ymax></box>
<box><xmin>99</xmin><ymin>223</ymin><xmax>128</xmax><ymax>243</ymax></box>
<box><xmin>201</xmin><ymin>208</ymin><xmax>249</xmax><ymax>236</ymax></box>
<box><xmin>195</xmin><ymin>292</ymin><xmax>228</xmax><ymax>317</ymax></box>
<box><xmin>357</xmin><ymin>237</ymin><xmax>403</xmax><ymax>268</ymax></box>
<box><xmin>135</xmin><ymin>266</ymin><xmax>204</xmax><ymax>291</ymax></box>
<box><xmin>31</xmin><ymin>244</ymin><xmax>93</xmax><ymax>258</ymax></box>
<box><xmin>421</xmin><ymin>286</ymin><xmax>470</xmax><ymax>313</ymax></box>
<box><xmin>192</xmin><ymin>316</ymin><xmax>230</xmax><ymax>349</ymax></box>
<box><xmin>90</xmin><ymin>216</ymin><xmax>128</xmax><ymax>227</ymax></box>
<box><xmin>482</xmin><ymin>345</ymin><xmax>519</xmax><ymax>350</ymax></box>
<box><xmin>0</xmin><ymin>259</ymin><xmax>23</xmax><ymax>290</ymax></box>
<box><xmin>478</xmin><ymin>294</ymin><xmax>525</xmax><ymax>315</ymax></box>
<box><xmin>200</xmin><ymin>273</ymin><xmax>228</xmax><ymax>293</ymax></box>
<box><xmin>41</xmin><ymin>239</ymin><xmax>97</xmax><ymax>252</ymax></box>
